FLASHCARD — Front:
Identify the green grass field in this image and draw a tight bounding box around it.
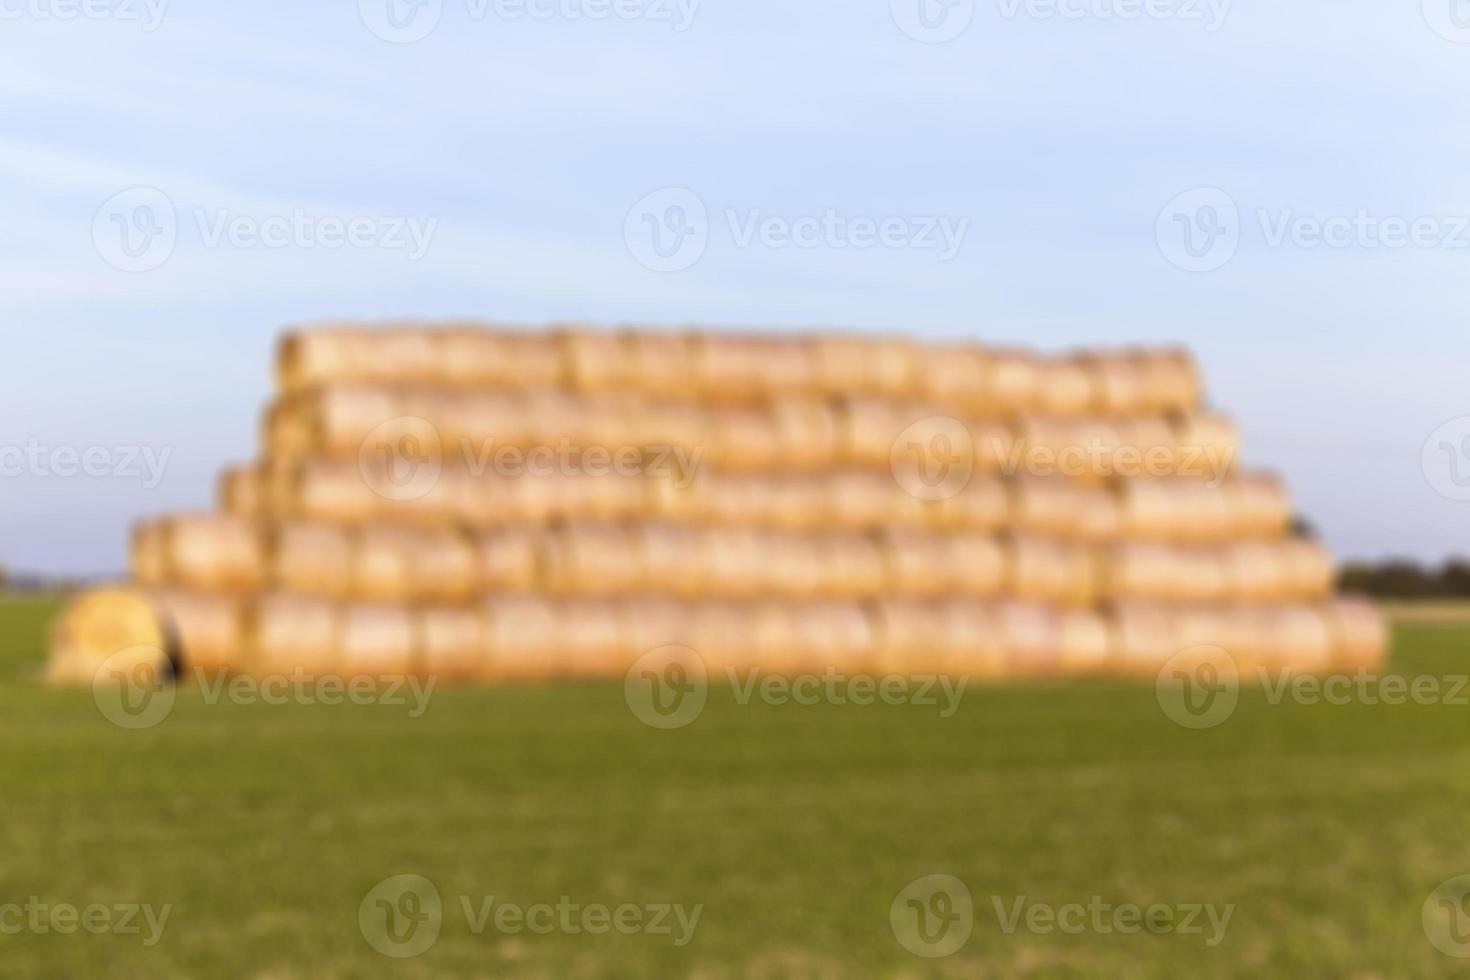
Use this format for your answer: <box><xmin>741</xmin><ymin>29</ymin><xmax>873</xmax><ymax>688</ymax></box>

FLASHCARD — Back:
<box><xmin>4</xmin><ymin>594</ymin><xmax>1470</xmax><ymax>978</ymax></box>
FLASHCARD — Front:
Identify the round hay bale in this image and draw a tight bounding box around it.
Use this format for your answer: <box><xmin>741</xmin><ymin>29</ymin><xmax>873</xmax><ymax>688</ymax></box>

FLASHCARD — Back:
<box><xmin>1230</xmin><ymin>473</ymin><xmax>1293</xmax><ymax>536</ymax></box>
<box><xmin>1280</xmin><ymin>538</ymin><xmax>1334</xmax><ymax>599</ymax></box>
<box><xmin>645</xmin><ymin>466</ymin><xmax>710</xmax><ymax>525</ymax></box>
<box><xmin>1173</xmin><ymin>547</ymin><xmax>1230</xmax><ymax>603</ymax></box>
<box><xmin>1056</xmin><ymin>609</ymin><xmax>1112</xmax><ymax>674</ymax></box>
<box><xmin>998</xmin><ymin>602</ymin><xmax>1062</xmax><ymax>676</ymax></box>
<box><xmin>1267</xmin><ymin>606</ymin><xmax>1334</xmax><ymax>674</ymax></box>
<box><xmin>483</xmin><ymin>596</ymin><xmax>559</xmax><ymax>682</ymax></box>
<box><xmin>917</xmin><ymin>344</ymin><xmax>990</xmax><ymax>412</ymax></box>
<box><xmin>633</xmin><ymin>523</ymin><xmax>704</xmax><ymax>597</ymax></box>
<box><xmin>759</xmin><ymin>474</ymin><xmax>834</xmax><ymax>531</ymax></box>
<box><xmin>438</xmin><ymin>327</ymin><xmax>557</xmax><ymax>387</ymax></box>
<box><xmin>871</xmin><ymin>599</ymin><xmax>943</xmax><ymax>674</ymax></box>
<box><xmin>765</xmin><ymin>532</ymin><xmax>827</xmax><ymax>599</ymax></box>
<box><xmin>699</xmin><ymin>527</ymin><xmax>770</xmax><ymax>598</ymax></box>
<box><xmin>559</xmin><ymin>326</ymin><xmax>632</xmax><ymax>392</ymax></box>
<box><xmin>711</xmin><ymin>407</ymin><xmax>782</xmax><ymax>471</ymax></box>
<box><xmin>1112</xmin><ymin>417</ymin><xmax>1177</xmax><ymax>473</ymax></box>
<box><xmin>1222</xmin><ymin>540</ymin><xmax>1290</xmax><ymax>602</ymax></box>
<box><xmin>542</xmin><ymin>523</ymin><xmax>639</xmax><ymax>596</ymax></box>
<box><xmin>279</xmin><ymin>326</ymin><xmax>441</xmax><ymax>390</ymax></box>
<box><xmin>473</xmin><ymin>525</ymin><xmax>546</xmax><ymax>591</ymax></box>
<box><xmin>624</xmin><ymin>330</ymin><xmax>697</xmax><ymax>397</ymax></box>
<box><xmin>151</xmin><ymin>590</ymin><xmax>243</xmax><ymax>678</ymax></box>
<box><xmin>1103</xmin><ymin>542</ymin><xmax>1175</xmax><ymax>601</ymax></box>
<box><xmin>351</xmin><ymin>526</ymin><xmax>425</xmax><ymax>601</ymax></box>
<box><xmin>788</xmin><ymin>602</ymin><xmax>877</xmax><ymax>674</ymax></box>
<box><xmin>272</xmin><ymin>523</ymin><xmax>354</xmax><ymax>598</ymax></box>
<box><xmin>1075</xmin><ymin>351</ymin><xmax>1149</xmax><ymax>415</ymax></box>
<box><xmin>419</xmin><ymin>607</ymin><xmax>487</xmax><ymax>682</ymax></box>
<box><xmin>771</xmin><ymin>397</ymin><xmax>842</xmax><ymax>470</ymax></box>
<box><xmin>158</xmin><ymin>515</ymin><xmax>264</xmax><ymax>592</ymax></box>
<box><xmin>827</xmin><ymin>471</ymin><xmax>929</xmax><ymax>530</ymax></box>
<box><xmin>1007</xmin><ymin>535</ymin><xmax>1097</xmax><ymax>606</ymax></box>
<box><xmin>694</xmin><ymin>334</ymin><xmax>812</xmax><ymax>399</ymax></box>
<box><xmin>625</xmin><ymin>400</ymin><xmax>712</xmax><ymax>457</ymax></box>
<box><xmin>340</xmin><ymin>604</ymin><xmax>417</xmax><ymax>678</ymax></box>
<box><xmin>1033</xmin><ymin>359</ymin><xmax>1096</xmax><ymax>417</ymax></box>
<box><xmin>250</xmin><ymin>594</ymin><xmax>341</xmax><ymax>677</ymax></box>
<box><xmin>809</xmin><ymin>333</ymin><xmax>918</xmax><ymax>397</ymax></box>
<box><xmin>218</xmin><ymin>465</ymin><xmax>263</xmax><ymax>519</ymax></box>
<box><xmin>945</xmin><ymin>533</ymin><xmax>1008</xmax><ymax>596</ymax></box>
<box><xmin>47</xmin><ymin>587</ymin><xmax>174</xmax><ymax>686</ymax></box>
<box><xmin>439</xmin><ymin>390</ymin><xmax>527</xmax><ymax>454</ymax></box>
<box><xmin>442</xmin><ymin>328</ymin><xmax>564</xmax><ymax>387</ymax></box>
<box><xmin>878</xmin><ymin>530</ymin><xmax>951</xmax><ymax>597</ymax></box>
<box><xmin>938</xmin><ymin>601</ymin><xmax>1007</xmax><ymax>678</ymax></box>
<box><xmin>817</xmin><ymin>533</ymin><xmax>886</xmax><ymax>598</ymax></box>
<box><xmin>290</xmin><ymin>460</ymin><xmax>386</xmax><ymax>524</ymax></box>
<box><xmin>688</xmin><ymin>601</ymin><xmax>761</xmax><ymax>674</ymax></box>
<box><xmin>556</xmin><ymin>600</ymin><xmax>630</xmax><ymax>678</ymax></box>
<box><xmin>1325</xmin><ymin>598</ymin><xmax>1387</xmax><ymax>672</ymax></box>
<box><xmin>277</xmin><ymin>327</ymin><xmax>365</xmax><ymax>392</ymax></box>
<box><xmin>1111</xmin><ymin>602</ymin><xmax>1179</xmax><ymax>675</ymax></box>
<box><xmin>131</xmin><ymin>520</ymin><xmax>169</xmax><ymax>588</ymax></box>
<box><xmin>624</xmin><ymin>597</ymin><xmax>694</xmax><ymax>659</ymax></box>
<box><xmin>1136</xmin><ymin>347</ymin><xmax>1200</xmax><ymax>413</ymax></box>
<box><xmin>1170</xmin><ymin>413</ymin><xmax>1239</xmax><ymax>482</ymax></box>
<box><xmin>983</xmin><ymin>348</ymin><xmax>1041</xmax><ymax>415</ymax></box>
<box><xmin>931</xmin><ymin>477</ymin><xmax>1010</xmax><ymax>531</ymax></box>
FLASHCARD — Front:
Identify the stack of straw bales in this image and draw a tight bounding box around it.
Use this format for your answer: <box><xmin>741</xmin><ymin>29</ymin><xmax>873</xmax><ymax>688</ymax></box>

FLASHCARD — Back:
<box><xmin>49</xmin><ymin>323</ymin><xmax>1385</xmax><ymax>686</ymax></box>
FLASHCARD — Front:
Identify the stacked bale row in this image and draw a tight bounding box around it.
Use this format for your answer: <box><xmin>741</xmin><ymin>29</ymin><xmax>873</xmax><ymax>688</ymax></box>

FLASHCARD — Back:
<box><xmin>50</xmin><ymin>322</ymin><xmax>1386</xmax><ymax>687</ymax></box>
<box><xmin>264</xmin><ymin>383</ymin><xmax>1239</xmax><ymax>478</ymax></box>
<box><xmin>220</xmin><ymin>463</ymin><xmax>1292</xmax><ymax>541</ymax></box>
<box><xmin>279</xmin><ymin>325</ymin><xmax>1200</xmax><ymax>415</ymax></box>
<box><xmin>132</xmin><ymin>514</ymin><xmax>1335</xmax><ymax>606</ymax></box>
<box><xmin>50</xmin><ymin>588</ymin><xmax>1382</xmax><ymax>688</ymax></box>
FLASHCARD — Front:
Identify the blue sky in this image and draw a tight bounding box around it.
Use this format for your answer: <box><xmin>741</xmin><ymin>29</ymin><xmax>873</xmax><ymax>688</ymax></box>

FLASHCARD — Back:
<box><xmin>2</xmin><ymin>0</ymin><xmax>1468</xmax><ymax>575</ymax></box>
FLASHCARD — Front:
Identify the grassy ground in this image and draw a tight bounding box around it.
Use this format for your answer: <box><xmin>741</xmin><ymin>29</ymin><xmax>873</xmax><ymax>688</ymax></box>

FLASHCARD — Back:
<box><xmin>3</xmin><ymin>595</ymin><xmax>1470</xmax><ymax>978</ymax></box>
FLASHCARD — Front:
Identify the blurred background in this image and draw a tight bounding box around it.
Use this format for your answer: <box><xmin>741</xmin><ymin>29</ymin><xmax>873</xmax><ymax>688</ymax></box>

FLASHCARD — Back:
<box><xmin>5</xmin><ymin>5</ymin><xmax>1470</xmax><ymax>978</ymax></box>
<box><xmin>3</xmin><ymin>0</ymin><xmax>1467</xmax><ymax>579</ymax></box>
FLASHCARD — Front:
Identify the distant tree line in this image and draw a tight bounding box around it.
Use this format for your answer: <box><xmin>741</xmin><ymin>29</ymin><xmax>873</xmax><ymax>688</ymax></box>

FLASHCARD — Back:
<box><xmin>1339</xmin><ymin>559</ymin><xmax>1470</xmax><ymax>599</ymax></box>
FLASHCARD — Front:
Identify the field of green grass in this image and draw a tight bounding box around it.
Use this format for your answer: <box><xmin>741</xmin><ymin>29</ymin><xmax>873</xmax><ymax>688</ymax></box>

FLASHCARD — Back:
<box><xmin>3</xmin><ymin>594</ymin><xmax>1470</xmax><ymax>977</ymax></box>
